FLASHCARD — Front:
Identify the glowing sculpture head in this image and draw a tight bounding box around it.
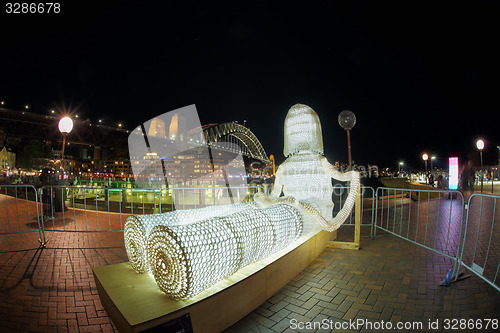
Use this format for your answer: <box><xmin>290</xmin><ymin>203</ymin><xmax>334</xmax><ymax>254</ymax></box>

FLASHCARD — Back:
<box><xmin>283</xmin><ymin>104</ymin><xmax>323</xmax><ymax>157</ymax></box>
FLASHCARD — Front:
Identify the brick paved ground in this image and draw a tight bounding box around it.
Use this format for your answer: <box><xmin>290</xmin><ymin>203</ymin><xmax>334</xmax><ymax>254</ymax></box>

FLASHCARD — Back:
<box><xmin>226</xmin><ymin>227</ymin><xmax>500</xmax><ymax>333</ymax></box>
<box><xmin>1</xmin><ymin>190</ymin><xmax>499</xmax><ymax>332</ymax></box>
<box><xmin>0</xmin><ymin>231</ymin><xmax>126</xmax><ymax>332</ymax></box>
<box><xmin>1</xmin><ymin>226</ymin><xmax>498</xmax><ymax>332</ymax></box>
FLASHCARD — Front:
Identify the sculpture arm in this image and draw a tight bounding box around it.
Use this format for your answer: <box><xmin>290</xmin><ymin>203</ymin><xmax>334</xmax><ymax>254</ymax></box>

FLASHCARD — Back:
<box><xmin>320</xmin><ymin>159</ymin><xmax>361</xmax><ymax>231</ymax></box>
<box><xmin>270</xmin><ymin>164</ymin><xmax>285</xmax><ymax>197</ymax></box>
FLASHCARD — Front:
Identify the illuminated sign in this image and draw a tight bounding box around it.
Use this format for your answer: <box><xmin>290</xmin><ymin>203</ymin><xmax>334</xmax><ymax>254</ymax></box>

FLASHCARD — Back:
<box><xmin>449</xmin><ymin>157</ymin><xmax>458</xmax><ymax>190</ymax></box>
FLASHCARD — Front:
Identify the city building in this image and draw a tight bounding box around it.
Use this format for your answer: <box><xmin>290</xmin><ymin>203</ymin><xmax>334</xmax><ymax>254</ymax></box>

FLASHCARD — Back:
<box><xmin>0</xmin><ymin>146</ymin><xmax>15</xmax><ymax>171</ymax></box>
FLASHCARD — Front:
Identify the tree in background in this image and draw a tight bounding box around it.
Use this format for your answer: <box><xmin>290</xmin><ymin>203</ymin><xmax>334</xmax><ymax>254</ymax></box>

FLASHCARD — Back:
<box><xmin>17</xmin><ymin>139</ymin><xmax>51</xmax><ymax>169</ymax></box>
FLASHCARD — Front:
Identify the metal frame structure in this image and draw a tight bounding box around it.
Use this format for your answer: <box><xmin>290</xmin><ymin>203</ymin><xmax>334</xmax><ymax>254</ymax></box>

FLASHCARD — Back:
<box><xmin>0</xmin><ymin>184</ymin><xmax>45</xmax><ymax>244</ymax></box>
<box><xmin>2</xmin><ymin>182</ymin><xmax>499</xmax><ymax>292</ymax></box>
<box><xmin>373</xmin><ymin>187</ymin><xmax>465</xmax><ymax>279</ymax></box>
<box><xmin>458</xmin><ymin>193</ymin><xmax>500</xmax><ymax>291</ymax></box>
<box><xmin>202</xmin><ymin>123</ymin><xmax>270</xmax><ymax>163</ymax></box>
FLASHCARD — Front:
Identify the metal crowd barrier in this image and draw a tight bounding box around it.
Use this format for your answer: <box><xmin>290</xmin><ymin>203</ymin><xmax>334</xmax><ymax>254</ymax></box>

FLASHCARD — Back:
<box><xmin>39</xmin><ymin>185</ymin><xmax>264</xmax><ymax>233</ymax></box>
<box><xmin>335</xmin><ymin>185</ymin><xmax>375</xmax><ymax>228</ymax></box>
<box><xmin>458</xmin><ymin>193</ymin><xmax>500</xmax><ymax>291</ymax></box>
<box><xmin>372</xmin><ymin>187</ymin><xmax>465</xmax><ymax>277</ymax></box>
<box><xmin>0</xmin><ymin>184</ymin><xmax>45</xmax><ymax>244</ymax></box>
<box><xmin>4</xmin><ymin>181</ymin><xmax>499</xmax><ymax>292</ymax></box>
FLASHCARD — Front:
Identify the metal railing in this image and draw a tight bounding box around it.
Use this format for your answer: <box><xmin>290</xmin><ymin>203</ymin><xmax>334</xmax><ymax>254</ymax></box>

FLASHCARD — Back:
<box><xmin>458</xmin><ymin>193</ymin><xmax>500</xmax><ymax>291</ymax></box>
<box><xmin>0</xmin><ymin>184</ymin><xmax>45</xmax><ymax>243</ymax></box>
<box><xmin>39</xmin><ymin>185</ymin><xmax>264</xmax><ymax>234</ymax></box>
<box><xmin>2</xmin><ymin>181</ymin><xmax>499</xmax><ymax>292</ymax></box>
<box><xmin>373</xmin><ymin>187</ymin><xmax>465</xmax><ymax>278</ymax></box>
<box><xmin>335</xmin><ymin>185</ymin><xmax>375</xmax><ymax>228</ymax></box>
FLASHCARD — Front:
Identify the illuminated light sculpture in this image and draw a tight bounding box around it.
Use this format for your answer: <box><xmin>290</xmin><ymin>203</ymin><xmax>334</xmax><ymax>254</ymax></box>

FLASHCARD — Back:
<box><xmin>124</xmin><ymin>202</ymin><xmax>256</xmax><ymax>273</ymax></box>
<box><xmin>124</xmin><ymin>103</ymin><xmax>360</xmax><ymax>299</ymax></box>
<box><xmin>271</xmin><ymin>104</ymin><xmax>360</xmax><ymax>232</ymax></box>
<box><xmin>147</xmin><ymin>203</ymin><xmax>304</xmax><ymax>299</ymax></box>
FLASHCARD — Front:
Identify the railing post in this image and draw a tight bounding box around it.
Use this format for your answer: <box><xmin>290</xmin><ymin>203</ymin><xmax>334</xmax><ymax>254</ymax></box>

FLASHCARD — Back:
<box><xmin>37</xmin><ymin>186</ymin><xmax>47</xmax><ymax>247</ymax></box>
<box><xmin>329</xmin><ymin>182</ymin><xmax>362</xmax><ymax>250</ymax></box>
<box><xmin>354</xmin><ymin>182</ymin><xmax>361</xmax><ymax>248</ymax></box>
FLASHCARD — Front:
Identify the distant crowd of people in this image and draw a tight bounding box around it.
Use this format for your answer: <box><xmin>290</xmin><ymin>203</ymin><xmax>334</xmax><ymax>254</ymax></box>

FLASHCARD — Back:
<box><xmin>460</xmin><ymin>161</ymin><xmax>495</xmax><ymax>191</ymax></box>
<box><xmin>396</xmin><ymin>161</ymin><xmax>497</xmax><ymax>192</ymax></box>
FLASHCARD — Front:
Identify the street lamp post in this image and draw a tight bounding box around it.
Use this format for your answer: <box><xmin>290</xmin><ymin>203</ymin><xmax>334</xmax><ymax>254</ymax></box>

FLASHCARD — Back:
<box><xmin>422</xmin><ymin>153</ymin><xmax>429</xmax><ymax>172</ymax></box>
<box><xmin>431</xmin><ymin>156</ymin><xmax>436</xmax><ymax>171</ymax></box>
<box><xmin>399</xmin><ymin>161</ymin><xmax>404</xmax><ymax>173</ymax></box>
<box><xmin>476</xmin><ymin>139</ymin><xmax>484</xmax><ymax>193</ymax></box>
<box><xmin>338</xmin><ymin>110</ymin><xmax>356</xmax><ymax>170</ymax></box>
<box><xmin>58</xmin><ymin>116</ymin><xmax>74</xmax><ymax>162</ymax></box>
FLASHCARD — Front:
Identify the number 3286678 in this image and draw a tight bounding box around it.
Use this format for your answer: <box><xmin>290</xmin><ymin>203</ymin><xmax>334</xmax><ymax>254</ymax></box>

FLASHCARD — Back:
<box><xmin>6</xmin><ymin>3</ymin><xmax>61</xmax><ymax>14</ymax></box>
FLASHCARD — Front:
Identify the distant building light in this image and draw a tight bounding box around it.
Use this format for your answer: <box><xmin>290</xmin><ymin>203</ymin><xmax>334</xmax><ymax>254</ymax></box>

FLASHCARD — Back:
<box><xmin>449</xmin><ymin>157</ymin><xmax>459</xmax><ymax>190</ymax></box>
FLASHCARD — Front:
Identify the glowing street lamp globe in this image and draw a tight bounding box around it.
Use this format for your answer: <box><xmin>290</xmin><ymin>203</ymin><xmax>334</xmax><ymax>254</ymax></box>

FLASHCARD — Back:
<box><xmin>476</xmin><ymin>139</ymin><xmax>484</xmax><ymax>151</ymax></box>
<box><xmin>422</xmin><ymin>153</ymin><xmax>429</xmax><ymax>174</ymax></box>
<box><xmin>58</xmin><ymin>116</ymin><xmax>73</xmax><ymax>134</ymax></box>
<box><xmin>338</xmin><ymin>110</ymin><xmax>356</xmax><ymax>130</ymax></box>
<box><xmin>338</xmin><ymin>110</ymin><xmax>356</xmax><ymax>170</ymax></box>
<box><xmin>58</xmin><ymin>116</ymin><xmax>73</xmax><ymax>162</ymax></box>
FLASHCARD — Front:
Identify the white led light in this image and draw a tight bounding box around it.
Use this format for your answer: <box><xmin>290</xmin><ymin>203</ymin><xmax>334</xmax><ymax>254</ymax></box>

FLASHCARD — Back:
<box><xmin>124</xmin><ymin>103</ymin><xmax>360</xmax><ymax>299</ymax></box>
<box><xmin>147</xmin><ymin>203</ymin><xmax>304</xmax><ymax>299</ymax></box>
<box><xmin>124</xmin><ymin>202</ymin><xmax>256</xmax><ymax>273</ymax></box>
<box><xmin>271</xmin><ymin>104</ymin><xmax>360</xmax><ymax>232</ymax></box>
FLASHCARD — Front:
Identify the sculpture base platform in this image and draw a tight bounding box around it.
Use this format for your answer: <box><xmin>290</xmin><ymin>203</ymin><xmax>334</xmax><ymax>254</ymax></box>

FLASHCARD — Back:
<box><xmin>93</xmin><ymin>228</ymin><xmax>335</xmax><ymax>333</ymax></box>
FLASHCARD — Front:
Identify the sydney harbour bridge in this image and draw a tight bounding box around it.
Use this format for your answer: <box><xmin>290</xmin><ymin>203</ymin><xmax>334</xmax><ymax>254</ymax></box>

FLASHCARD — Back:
<box><xmin>0</xmin><ymin>107</ymin><xmax>273</xmax><ymax>173</ymax></box>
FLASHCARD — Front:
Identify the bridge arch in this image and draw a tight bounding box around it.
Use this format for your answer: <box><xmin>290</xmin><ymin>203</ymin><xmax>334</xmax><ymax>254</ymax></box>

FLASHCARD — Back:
<box><xmin>201</xmin><ymin>123</ymin><xmax>269</xmax><ymax>163</ymax></box>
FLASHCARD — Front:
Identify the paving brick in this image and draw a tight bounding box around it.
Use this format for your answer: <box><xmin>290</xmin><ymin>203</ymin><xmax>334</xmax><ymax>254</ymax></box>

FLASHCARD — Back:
<box><xmin>285</xmin><ymin>303</ymin><xmax>308</xmax><ymax>316</ymax></box>
<box><xmin>297</xmin><ymin>290</ymin><xmax>314</xmax><ymax>302</ymax></box>
<box><xmin>271</xmin><ymin>318</ymin><xmax>292</xmax><ymax>332</ymax></box>
<box><xmin>304</xmin><ymin>304</ymin><xmax>323</xmax><ymax>319</ymax></box>
<box><xmin>343</xmin><ymin>308</ymin><xmax>359</xmax><ymax>321</ymax></box>
<box><xmin>301</xmin><ymin>296</ymin><xmax>319</xmax><ymax>311</ymax></box>
<box><xmin>269</xmin><ymin>308</ymin><xmax>291</xmax><ymax>323</ymax></box>
<box><xmin>268</xmin><ymin>300</ymin><xmax>288</xmax><ymax>312</ymax></box>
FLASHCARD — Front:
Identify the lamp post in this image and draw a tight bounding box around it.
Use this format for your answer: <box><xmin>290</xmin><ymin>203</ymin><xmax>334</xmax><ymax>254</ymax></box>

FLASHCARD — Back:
<box><xmin>422</xmin><ymin>153</ymin><xmax>428</xmax><ymax>173</ymax></box>
<box><xmin>476</xmin><ymin>139</ymin><xmax>484</xmax><ymax>193</ymax></box>
<box><xmin>399</xmin><ymin>161</ymin><xmax>404</xmax><ymax>172</ymax></box>
<box><xmin>431</xmin><ymin>156</ymin><xmax>436</xmax><ymax>171</ymax></box>
<box><xmin>58</xmin><ymin>116</ymin><xmax>73</xmax><ymax>162</ymax></box>
<box><xmin>338</xmin><ymin>110</ymin><xmax>356</xmax><ymax>170</ymax></box>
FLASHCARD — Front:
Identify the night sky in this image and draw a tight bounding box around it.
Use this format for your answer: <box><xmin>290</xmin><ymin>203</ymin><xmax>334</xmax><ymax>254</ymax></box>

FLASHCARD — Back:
<box><xmin>1</xmin><ymin>1</ymin><xmax>499</xmax><ymax>169</ymax></box>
